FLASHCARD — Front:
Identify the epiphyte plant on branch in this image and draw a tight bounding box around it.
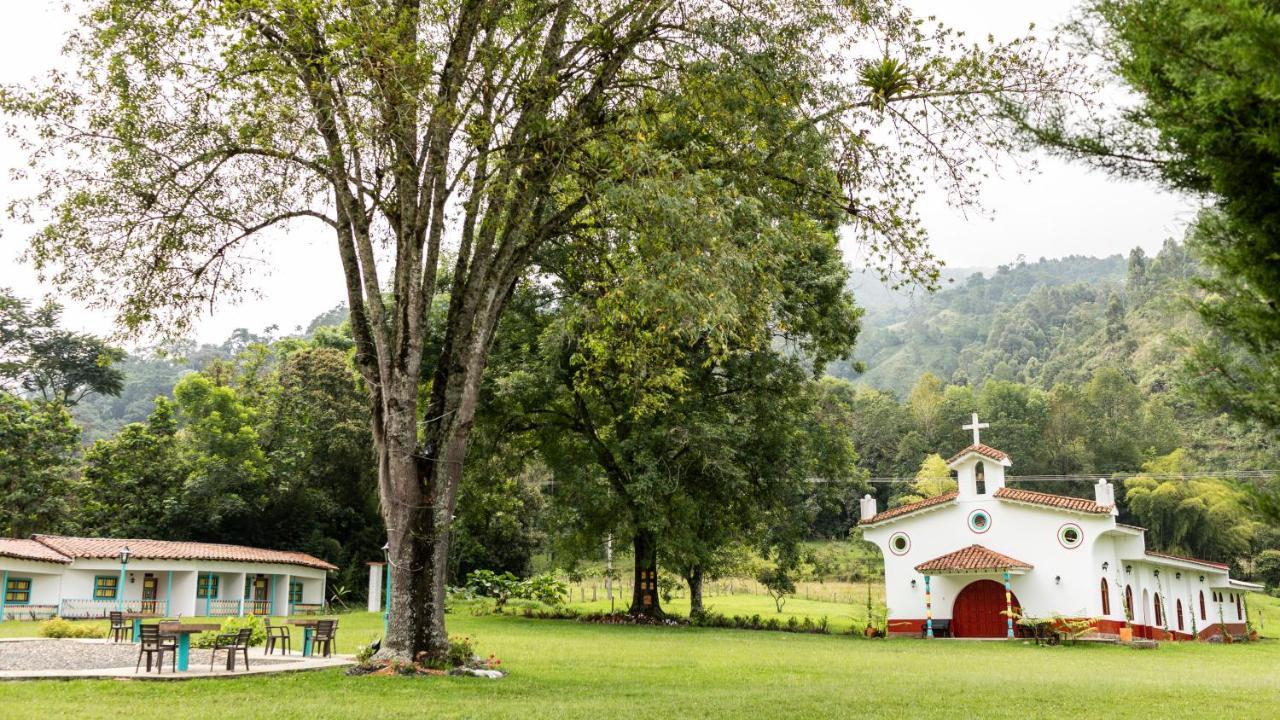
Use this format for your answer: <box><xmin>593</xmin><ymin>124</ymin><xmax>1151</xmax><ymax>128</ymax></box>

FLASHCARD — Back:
<box><xmin>1</xmin><ymin>0</ymin><xmax>1084</xmax><ymax>661</ymax></box>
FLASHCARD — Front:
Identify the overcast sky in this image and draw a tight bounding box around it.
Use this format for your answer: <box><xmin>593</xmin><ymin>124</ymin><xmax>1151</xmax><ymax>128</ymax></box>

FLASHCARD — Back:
<box><xmin>0</xmin><ymin>1</ymin><xmax>1197</xmax><ymax>345</ymax></box>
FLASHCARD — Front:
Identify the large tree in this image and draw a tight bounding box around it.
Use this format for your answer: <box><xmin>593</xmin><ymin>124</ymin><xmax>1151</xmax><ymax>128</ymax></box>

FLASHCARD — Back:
<box><xmin>1019</xmin><ymin>0</ymin><xmax>1280</xmax><ymax>431</ymax></box>
<box><xmin>3</xmin><ymin>0</ymin><xmax>1076</xmax><ymax>658</ymax></box>
<box><xmin>0</xmin><ymin>290</ymin><xmax>124</xmax><ymax>406</ymax></box>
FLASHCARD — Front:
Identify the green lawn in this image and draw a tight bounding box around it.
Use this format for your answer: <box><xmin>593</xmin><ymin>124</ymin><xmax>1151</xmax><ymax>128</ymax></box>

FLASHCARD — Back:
<box><xmin>2</xmin><ymin>609</ymin><xmax>1279</xmax><ymax>719</ymax></box>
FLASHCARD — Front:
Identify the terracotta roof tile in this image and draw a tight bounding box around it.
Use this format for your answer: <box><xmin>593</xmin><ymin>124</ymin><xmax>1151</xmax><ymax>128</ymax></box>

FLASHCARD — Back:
<box><xmin>0</xmin><ymin>538</ymin><xmax>71</xmax><ymax>564</ymax></box>
<box><xmin>860</xmin><ymin>491</ymin><xmax>958</xmax><ymax>525</ymax></box>
<box><xmin>31</xmin><ymin>535</ymin><xmax>337</xmax><ymax>571</ymax></box>
<box><xmin>915</xmin><ymin>544</ymin><xmax>1033</xmax><ymax>573</ymax></box>
<box><xmin>1144</xmin><ymin>550</ymin><xmax>1228</xmax><ymax>570</ymax></box>
<box><xmin>946</xmin><ymin>443</ymin><xmax>1010</xmax><ymax>465</ymax></box>
<box><xmin>994</xmin><ymin>487</ymin><xmax>1112</xmax><ymax>515</ymax></box>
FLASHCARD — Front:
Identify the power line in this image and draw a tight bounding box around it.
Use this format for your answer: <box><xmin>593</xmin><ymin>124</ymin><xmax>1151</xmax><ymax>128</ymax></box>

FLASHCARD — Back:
<box><xmin>528</xmin><ymin>469</ymin><xmax>1279</xmax><ymax>488</ymax></box>
<box><xmin>844</xmin><ymin>470</ymin><xmax>1280</xmax><ymax>485</ymax></box>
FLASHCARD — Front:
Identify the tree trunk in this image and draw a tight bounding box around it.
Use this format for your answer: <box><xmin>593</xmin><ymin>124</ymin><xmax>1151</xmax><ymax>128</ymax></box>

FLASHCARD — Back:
<box><xmin>629</xmin><ymin>529</ymin><xmax>663</xmax><ymax>618</ymax></box>
<box><xmin>686</xmin><ymin>565</ymin><xmax>704</xmax><ymax>618</ymax></box>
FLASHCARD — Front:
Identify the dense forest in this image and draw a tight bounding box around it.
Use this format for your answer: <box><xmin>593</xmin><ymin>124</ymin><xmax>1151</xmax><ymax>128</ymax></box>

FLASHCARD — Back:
<box><xmin>4</xmin><ymin>236</ymin><xmax>1280</xmax><ymax>599</ymax></box>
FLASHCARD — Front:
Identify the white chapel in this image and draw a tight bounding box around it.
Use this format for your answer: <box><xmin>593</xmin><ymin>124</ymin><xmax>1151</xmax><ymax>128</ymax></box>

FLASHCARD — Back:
<box><xmin>859</xmin><ymin>414</ymin><xmax>1261</xmax><ymax>639</ymax></box>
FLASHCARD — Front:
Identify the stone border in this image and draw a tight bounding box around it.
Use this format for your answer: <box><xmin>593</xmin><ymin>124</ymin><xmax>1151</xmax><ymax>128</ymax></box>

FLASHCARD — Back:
<box><xmin>0</xmin><ymin>637</ymin><xmax>354</xmax><ymax>681</ymax></box>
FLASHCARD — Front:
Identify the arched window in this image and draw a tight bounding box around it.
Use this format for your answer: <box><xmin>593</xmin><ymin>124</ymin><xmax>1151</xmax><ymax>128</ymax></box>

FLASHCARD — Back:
<box><xmin>975</xmin><ymin>461</ymin><xmax>986</xmax><ymax>495</ymax></box>
<box><xmin>1100</xmin><ymin>578</ymin><xmax>1111</xmax><ymax>615</ymax></box>
<box><xmin>1176</xmin><ymin>599</ymin><xmax>1184</xmax><ymax>631</ymax></box>
<box><xmin>1153</xmin><ymin>593</ymin><xmax>1163</xmax><ymax>626</ymax></box>
<box><xmin>1236</xmin><ymin>593</ymin><xmax>1243</xmax><ymax>620</ymax></box>
<box><xmin>1124</xmin><ymin>585</ymin><xmax>1134</xmax><ymax>620</ymax></box>
<box><xmin>1199</xmin><ymin>590</ymin><xmax>1206</xmax><ymax>621</ymax></box>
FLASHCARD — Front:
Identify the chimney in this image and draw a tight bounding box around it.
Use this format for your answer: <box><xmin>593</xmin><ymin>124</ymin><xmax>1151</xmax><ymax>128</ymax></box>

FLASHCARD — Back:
<box><xmin>860</xmin><ymin>494</ymin><xmax>878</xmax><ymax>522</ymax></box>
<box><xmin>1095</xmin><ymin>479</ymin><xmax>1116</xmax><ymax>513</ymax></box>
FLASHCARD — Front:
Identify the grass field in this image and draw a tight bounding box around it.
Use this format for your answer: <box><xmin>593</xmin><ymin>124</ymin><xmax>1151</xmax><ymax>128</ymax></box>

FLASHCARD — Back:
<box><xmin>2</xmin><ymin>602</ymin><xmax>1280</xmax><ymax>719</ymax></box>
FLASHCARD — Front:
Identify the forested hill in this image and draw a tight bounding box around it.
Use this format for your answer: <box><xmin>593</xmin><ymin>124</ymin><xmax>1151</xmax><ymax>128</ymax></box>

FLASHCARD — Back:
<box><xmin>831</xmin><ymin>252</ymin><xmax>1151</xmax><ymax>397</ymax></box>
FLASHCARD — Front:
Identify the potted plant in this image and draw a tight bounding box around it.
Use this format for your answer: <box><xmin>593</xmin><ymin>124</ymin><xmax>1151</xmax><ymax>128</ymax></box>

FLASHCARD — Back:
<box><xmin>1115</xmin><ymin>571</ymin><xmax>1133</xmax><ymax>643</ymax></box>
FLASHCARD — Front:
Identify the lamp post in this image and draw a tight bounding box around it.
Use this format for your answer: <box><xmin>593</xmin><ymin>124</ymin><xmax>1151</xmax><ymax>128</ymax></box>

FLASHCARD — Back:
<box><xmin>117</xmin><ymin>546</ymin><xmax>131</xmax><ymax>612</ymax></box>
<box><xmin>381</xmin><ymin>542</ymin><xmax>391</xmax><ymax>637</ymax></box>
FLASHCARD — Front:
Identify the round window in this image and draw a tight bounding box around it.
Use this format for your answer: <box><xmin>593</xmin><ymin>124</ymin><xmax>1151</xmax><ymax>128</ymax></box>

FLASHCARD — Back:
<box><xmin>967</xmin><ymin>509</ymin><xmax>991</xmax><ymax>534</ymax></box>
<box><xmin>889</xmin><ymin>532</ymin><xmax>911</xmax><ymax>556</ymax></box>
<box><xmin>1058</xmin><ymin>523</ymin><xmax>1084</xmax><ymax>549</ymax></box>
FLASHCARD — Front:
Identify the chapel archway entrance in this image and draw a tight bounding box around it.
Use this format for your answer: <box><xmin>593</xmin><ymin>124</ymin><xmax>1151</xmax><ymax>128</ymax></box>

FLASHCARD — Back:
<box><xmin>952</xmin><ymin>579</ymin><xmax>1019</xmax><ymax>638</ymax></box>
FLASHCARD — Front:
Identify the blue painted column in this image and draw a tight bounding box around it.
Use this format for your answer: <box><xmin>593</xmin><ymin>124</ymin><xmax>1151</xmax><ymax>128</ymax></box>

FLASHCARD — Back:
<box><xmin>0</xmin><ymin>569</ymin><xmax>8</xmax><ymax>622</ymax></box>
<box><xmin>117</xmin><ymin>561</ymin><xmax>127</xmax><ymax>611</ymax></box>
<box><xmin>925</xmin><ymin>575</ymin><xmax>933</xmax><ymax>638</ymax></box>
<box><xmin>204</xmin><ymin>572</ymin><xmax>212</xmax><ymax>616</ymax></box>
<box><xmin>176</xmin><ymin>633</ymin><xmax>191</xmax><ymax>671</ymax></box>
<box><xmin>1004</xmin><ymin>571</ymin><xmax>1014</xmax><ymax>639</ymax></box>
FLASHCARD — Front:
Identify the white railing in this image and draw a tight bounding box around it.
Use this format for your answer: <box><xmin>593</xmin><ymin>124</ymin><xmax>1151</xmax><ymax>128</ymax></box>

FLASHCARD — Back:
<box><xmin>2</xmin><ymin>605</ymin><xmax>58</xmax><ymax>621</ymax></box>
<box><xmin>206</xmin><ymin>599</ymin><xmax>244</xmax><ymax>616</ymax></box>
<box><xmin>58</xmin><ymin>599</ymin><xmax>170</xmax><ymax>618</ymax></box>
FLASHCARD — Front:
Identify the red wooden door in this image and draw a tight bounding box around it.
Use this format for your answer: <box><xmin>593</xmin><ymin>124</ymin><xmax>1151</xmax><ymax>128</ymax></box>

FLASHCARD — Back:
<box><xmin>952</xmin><ymin>579</ymin><xmax>1019</xmax><ymax>638</ymax></box>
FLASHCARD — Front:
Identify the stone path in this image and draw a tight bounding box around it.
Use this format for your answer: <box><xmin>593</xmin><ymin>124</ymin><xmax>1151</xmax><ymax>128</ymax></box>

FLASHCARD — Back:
<box><xmin>0</xmin><ymin>639</ymin><xmax>352</xmax><ymax>679</ymax></box>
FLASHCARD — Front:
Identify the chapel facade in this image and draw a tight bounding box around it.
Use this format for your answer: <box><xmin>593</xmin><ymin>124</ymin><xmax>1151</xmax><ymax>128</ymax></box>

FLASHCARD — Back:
<box><xmin>859</xmin><ymin>414</ymin><xmax>1261</xmax><ymax>639</ymax></box>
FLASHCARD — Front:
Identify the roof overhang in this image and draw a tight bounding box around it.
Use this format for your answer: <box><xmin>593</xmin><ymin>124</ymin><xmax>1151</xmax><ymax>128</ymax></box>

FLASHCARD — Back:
<box><xmin>1122</xmin><ymin>556</ymin><xmax>1228</xmax><ymax>574</ymax></box>
<box><xmin>994</xmin><ymin>497</ymin><xmax>1112</xmax><ymax>517</ymax></box>
<box><xmin>945</xmin><ymin>447</ymin><xmax>1012</xmax><ymax>470</ymax></box>
<box><xmin>917</xmin><ymin>567</ymin><xmax>1031</xmax><ymax>577</ymax></box>
<box><xmin>1218</xmin><ymin>579</ymin><xmax>1264</xmax><ymax>593</ymax></box>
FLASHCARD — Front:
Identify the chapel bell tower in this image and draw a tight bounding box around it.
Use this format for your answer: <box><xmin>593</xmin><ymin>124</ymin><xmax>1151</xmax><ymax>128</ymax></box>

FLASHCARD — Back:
<box><xmin>947</xmin><ymin>413</ymin><xmax>1012</xmax><ymax>500</ymax></box>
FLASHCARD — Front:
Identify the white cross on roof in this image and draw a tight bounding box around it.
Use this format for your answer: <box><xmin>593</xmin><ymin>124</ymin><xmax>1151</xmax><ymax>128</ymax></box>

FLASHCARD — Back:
<box><xmin>962</xmin><ymin>412</ymin><xmax>989</xmax><ymax>445</ymax></box>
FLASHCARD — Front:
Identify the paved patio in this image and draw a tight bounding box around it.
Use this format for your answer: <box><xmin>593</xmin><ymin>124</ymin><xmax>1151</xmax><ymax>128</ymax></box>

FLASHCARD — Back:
<box><xmin>0</xmin><ymin>638</ymin><xmax>353</xmax><ymax>680</ymax></box>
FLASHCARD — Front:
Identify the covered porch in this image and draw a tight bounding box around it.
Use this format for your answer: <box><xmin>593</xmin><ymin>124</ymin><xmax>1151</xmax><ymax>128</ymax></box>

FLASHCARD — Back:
<box><xmin>915</xmin><ymin>544</ymin><xmax>1033</xmax><ymax>639</ymax></box>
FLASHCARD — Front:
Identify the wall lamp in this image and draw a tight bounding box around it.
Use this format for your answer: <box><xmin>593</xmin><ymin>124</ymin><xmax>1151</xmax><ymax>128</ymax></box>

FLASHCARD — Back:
<box><xmin>1101</xmin><ymin>562</ymin><xmax>1110</xmax><ymax>573</ymax></box>
<box><xmin>1153</xmin><ymin>569</ymin><xmax>1160</xmax><ymax>578</ymax></box>
<box><xmin>1054</xmin><ymin>576</ymin><xmax>1062</xmax><ymax>585</ymax></box>
<box><xmin>910</xmin><ymin>579</ymin><xmax>917</xmax><ymax>589</ymax></box>
<box><xmin>1125</xmin><ymin>565</ymin><xmax>1132</xmax><ymax>574</ymax></box>
<box><xmin>1175</xmin><ymin>572</ymin><xmax>1182</xmax><ymax>580</ymax></box>
<box><xmin>1199</xmin><ymin>576</ymin><xmax>1205</xmax><ymax>583</ymax></box>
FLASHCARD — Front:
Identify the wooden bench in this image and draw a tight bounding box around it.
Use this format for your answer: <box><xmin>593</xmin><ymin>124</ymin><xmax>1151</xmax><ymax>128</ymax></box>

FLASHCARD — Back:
<box><xmin>922</xmin><ymin>619</ymin><xmax>951</xmax><ymax>638</ymax></box>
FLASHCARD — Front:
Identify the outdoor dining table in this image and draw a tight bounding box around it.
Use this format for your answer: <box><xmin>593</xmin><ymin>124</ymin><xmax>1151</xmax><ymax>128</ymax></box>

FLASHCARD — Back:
<box><xmin>158</xmin><ymin>622</ymin><xmax>220</xmax><ymax>671</ymax></box>
<box><xmin>288</xmin><ymin>619</ymin><xmax>329</xmax><ymax>657</ymax></box>
<box><xmin>122</xmin><ymin>612</ymin><xmax>165</xmax><ymax>644</ymax></box>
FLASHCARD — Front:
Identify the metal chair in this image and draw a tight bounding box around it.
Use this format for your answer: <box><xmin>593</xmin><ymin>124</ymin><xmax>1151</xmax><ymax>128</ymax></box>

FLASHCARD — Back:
<box><xmin>210</xmin><ymin>627</ymin><xmax>253</xmax><ymax>671</ymax></box>
<box><xmin>311</xmin><ymin>620</ymin><xmax>337</xmax><ymax>658</ymax></box>
<box><xmin>109</xmin><ymin>611</ymin><xmax>131</xmax><ymax>643</ymax></box>
<box><xmin>264</xmin><ymin>617</ymin><xmax>292</xmax><ymax>655</ymax></box>
<box><xmin>135</xmin><ymin>624</ymin><xmax>176</xmax><ymax>673</ymax></box>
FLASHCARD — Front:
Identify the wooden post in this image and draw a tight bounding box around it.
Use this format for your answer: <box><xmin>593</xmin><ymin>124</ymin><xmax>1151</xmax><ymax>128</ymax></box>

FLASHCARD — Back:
<box><xmin>1004</xmin><ymin>571</ymin><xmax>1014</xmax><ymax>639</ymax></box>
<box><xmin>925</xmin><ymin>575</ymin><xmax>934</xmax><ymax>639</ymax></box>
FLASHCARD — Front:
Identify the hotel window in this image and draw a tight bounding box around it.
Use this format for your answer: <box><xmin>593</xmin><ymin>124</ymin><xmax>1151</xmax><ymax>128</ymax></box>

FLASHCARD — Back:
<box><xmin>1099</xmin><ymin>578</ymin><xmax>1110</xmax><ymax>616</ymax></box>
<box><xmin>5</xmin><ymin>577</ymin><xmax>32</xmax><ymax>605</ymax></box>
<box><xmin>289</xmin><ymin>580</ymin><xmax>303</xmax><ymax>604</ymax></box>
<box><xmin>1199</xmin><ymin>591</ymin><xmax>1206</xmax><ymax>621</ymax></box>
<box><xmin>93</xmin><ymin>575</ymin><xmax>119</xmax><ymax>600</ymax></box>
<box><xmin>197</xmin><ymin>574</ymin><xmax>220</xmax><ymax>599</ymax></box>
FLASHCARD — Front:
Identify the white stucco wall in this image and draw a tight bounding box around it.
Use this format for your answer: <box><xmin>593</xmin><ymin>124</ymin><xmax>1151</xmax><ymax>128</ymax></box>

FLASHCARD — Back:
<box><xmin>864</xmin><ymin>496</ymin><xmax>1120</xmax><ymax>622</ymax></box>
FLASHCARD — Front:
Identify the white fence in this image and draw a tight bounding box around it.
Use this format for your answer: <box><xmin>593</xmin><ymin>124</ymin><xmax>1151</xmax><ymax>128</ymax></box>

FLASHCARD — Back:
<box><xmin>58</xmin><ymin>599</ymin><xmax>170</xmax><ymax>618</ymax></box>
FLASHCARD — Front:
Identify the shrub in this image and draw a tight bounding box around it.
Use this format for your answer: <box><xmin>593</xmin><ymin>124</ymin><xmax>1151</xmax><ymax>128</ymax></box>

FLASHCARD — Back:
<box><xmin>192</xmin><ymin>614</ymin><xmax>266</xmax><ymax>648</ymax></box>
<box><xmin>519</xmin><ymin>572</ymin><xmax>568</xmax><ymax>606</ymax></box>
<box><xmin>40</xmin><ymin>618</ymin><xmax>107</xmax><ymax>639</ymax></box>
<box><xmin>465</xmin><ymin>570</ymin><xmax>520</xmax><ymax>608</ymax></box>
<box><xmin>447</xmin><ymin>635</ymin><xmax>477</xmax><ymax>667</ymax></box>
